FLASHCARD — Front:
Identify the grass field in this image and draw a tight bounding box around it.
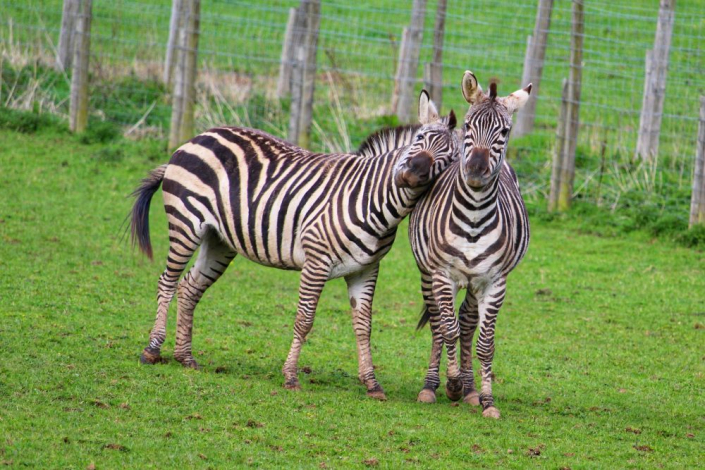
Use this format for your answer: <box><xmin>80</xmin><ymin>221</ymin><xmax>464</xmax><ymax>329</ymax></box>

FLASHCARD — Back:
<box><xmin>1</xmin><ymin>118</ymin><xmax>703</xmax><ymax>467</ymax></box>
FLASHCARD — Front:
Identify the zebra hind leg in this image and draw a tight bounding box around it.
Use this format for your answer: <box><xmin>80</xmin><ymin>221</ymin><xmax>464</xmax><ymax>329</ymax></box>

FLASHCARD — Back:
<box><xmin>173</xmin><ymin>230</ymin><xmax>236</xmax><ymax>369</ymax></box>
<box><xmin>476</xmin><ymin>279</ymin><xmax>507</xmax><ymax>419</ymax></box>
<box><xmin>417</xmin><ymin>274</ymin><xmax>443</xmax><ymax>403</ymax></box>
<box><xmin>140</xmin><ymin>226</ymin><xmax>201</xmax><ymax>365</ymax></box>
<box><xmin>345</xmin><ymin>264</ymin><xmax>386</xmax><ymax>400</ymax></box>
<box><xmin>459</xmin><ymin>293</ymin><xmax>480</xmax><ymax>406</ymax></box>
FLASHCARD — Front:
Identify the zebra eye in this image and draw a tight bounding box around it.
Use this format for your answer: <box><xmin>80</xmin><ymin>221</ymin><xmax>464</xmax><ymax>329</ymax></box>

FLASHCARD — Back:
<box><xmin>500</xmin><ymin>128</ymin><xmax>510</xmax><ymax>137</ymax></box>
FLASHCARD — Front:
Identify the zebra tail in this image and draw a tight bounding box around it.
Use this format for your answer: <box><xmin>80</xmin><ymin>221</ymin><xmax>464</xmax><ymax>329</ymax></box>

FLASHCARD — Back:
<box><xmin>130</xmin><ymin>164</ymin><xmax>167</xmax><ymax>261</ymax></box>
<box><xmin>416</xmin><ymin>305</ymin><xmax>432</xmax><ymax>331</ymax></box>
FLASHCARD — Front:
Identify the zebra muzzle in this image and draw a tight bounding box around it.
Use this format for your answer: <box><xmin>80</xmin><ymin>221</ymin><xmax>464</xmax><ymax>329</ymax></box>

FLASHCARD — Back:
<box><xmin>395</xmin><ymin>152</ymin><xmax>433</xmax><ymax>188</ymax></box>
<box><xmin>464</xmin><ymin>148</ymin><xmax>491</xmax><ymax>188</ymax></box>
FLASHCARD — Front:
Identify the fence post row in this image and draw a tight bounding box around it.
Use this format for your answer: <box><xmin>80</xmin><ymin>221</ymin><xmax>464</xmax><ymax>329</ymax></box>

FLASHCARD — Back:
<box><xmin>635</xmin><ymin>0</ymin><xmax>675</xmax><ymax>161</ymax></box>
<box><xmin>286</xmin><ymin>0</ymin><xmax>320</xmax><ymax>148</ymax></box>
<box><xmin>68</xmin><ymin>0</ymin><xmax>92</xmax><ymax>133</ymax></box>
<box><xmin>393</xmin><ymin>0</ymin><xmax>427</xmax><ymax>123</ymax></box>
<box><xmin>168</xmin><ymin>0</ymin><xmax>200</xmax><ymax>150</ymax></box>
<box><xmin>514</xmin><ymin>0</ymin><xmax>553</xmax><ymax>138</ymax></box>
<box><xmin>423</xmin><ymin>0</ymin><xmax>446</xmax><ymax>109</ymax></box>
<box><xmin>57</xmin><ymin>0</ymin><xmax>79</xmax><ymax>72</ymax></box>
<box><xmin>690</xmin><ymin>97</ymin><xmax>705</xmax><ymax>228</ymax></box>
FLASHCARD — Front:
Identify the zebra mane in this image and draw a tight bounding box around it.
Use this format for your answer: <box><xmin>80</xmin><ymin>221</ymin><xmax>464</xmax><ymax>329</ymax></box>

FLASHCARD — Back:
<box><xmin>355</xmin><ymin>123</ymin><xmax>421</xmax><ymax>158</ymax></box>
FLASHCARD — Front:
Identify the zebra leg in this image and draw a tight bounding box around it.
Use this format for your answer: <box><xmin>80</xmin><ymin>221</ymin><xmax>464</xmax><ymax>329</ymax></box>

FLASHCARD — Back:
<box><xmin>345</xmin><ymin>264</ymin><xmax>386</xmax><ymax>400</ymax></box>
<box><xmin>417</xmin><ymin>274</ymin><xmax>443</xmax><ymax>403</ymax></box>
<box><xmin>431</xmin><ymin>272</ymin><xmax>463</xmax><ymax>402</ymax></box>
<box><xmin>173</xmin><ymin>231</ymin><xmax>236</xmax><ymax>369</ymax></box>
<box><xmin>459</xmin><ymin>293</ymin><xmax>480</xmax><ymax>406</ymax></box>
<box><xmin>140</xmin><ymin>223</ymin><xmax>201</xmax><ymax>365</ymax></box>
<box><xmin>476</xmin><ymin>279</ymin><xmax>507</xmax><ymax>419</ymax></box>
<box><xmin>282</xmin><ymin>257</ymin><xmax>330</xmax><ymax>390</ymax></box>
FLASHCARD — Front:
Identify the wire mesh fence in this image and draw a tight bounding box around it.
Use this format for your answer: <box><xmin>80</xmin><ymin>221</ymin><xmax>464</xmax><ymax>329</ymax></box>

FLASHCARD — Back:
<box><xmin>1</xmin><ymin>0</ymin><xmax>704</xmax><ymax>227</ymax></box>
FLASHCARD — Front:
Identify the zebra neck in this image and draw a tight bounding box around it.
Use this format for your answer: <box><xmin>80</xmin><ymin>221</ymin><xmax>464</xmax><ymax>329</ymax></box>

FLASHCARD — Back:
<box><xmin>452</xmin><ymin>170</ymin><xmax>500</xmax><ymax>229</ymax></box>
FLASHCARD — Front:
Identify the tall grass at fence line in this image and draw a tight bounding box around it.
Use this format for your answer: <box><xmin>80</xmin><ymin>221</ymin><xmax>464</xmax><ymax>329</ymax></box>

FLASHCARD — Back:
<box><xmin>0</xmin><ymin>0</ymin><xmax>704</xmax><ymax>246</ymax></box>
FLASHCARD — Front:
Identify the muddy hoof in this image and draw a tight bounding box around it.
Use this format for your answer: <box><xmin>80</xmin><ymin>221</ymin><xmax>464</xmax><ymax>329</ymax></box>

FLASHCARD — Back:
<box><xmin>179</xmin><ymin>358</ymin><xmax>199</xmax><ymax>370</ymax></box>
<box><xmin>139</xmin><ymin>349</ymin><xmax>161</xmax><ymax>365</ymax></box>
<box><xmin>283</xmin><ymin>379</ymin><xmax>301</xmax><ymax>391</ymax></box>
<box><xmin>482</xmin><ymin>406</ymin><xmax>501</xmax><ymax>419</ymax></box>
<box><xmin>463</xmin><ymin>391</ymin><xmax>480</xmax><ymax>406</ymax></box>
<box><xmin>445</xmin><ymin>379</ymin><xmax>463</xmax><ymax>402</ymax></box>
<box><xmin>417</xmin><ymin>388</ymin><xmax>437</xmax><ymax>403</ymax></box>
<box><xmin>367</xmin><ymin>388</ymin><xmax>387</xmax><ymax>401</ymax></box>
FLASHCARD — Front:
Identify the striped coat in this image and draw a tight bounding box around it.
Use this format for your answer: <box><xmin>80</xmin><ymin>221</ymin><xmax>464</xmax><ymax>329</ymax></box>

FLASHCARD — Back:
<box><xmin>409</xmin><ymin>72</ymin><xmax>532</xmax><ymax>418</ymax></box>
<box><xmin>130</xmin><ymin>91</ymin><xmax>458</xmax><ymax>399</ymax></box>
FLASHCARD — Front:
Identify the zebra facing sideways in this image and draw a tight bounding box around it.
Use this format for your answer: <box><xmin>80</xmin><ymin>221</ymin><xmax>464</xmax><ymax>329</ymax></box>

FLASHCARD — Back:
<box><xmin>130</xmin><ymin>90</ymin><xmax>459</xmax><ymax>400</ymax></box>
<box><xmin>410</xmin><ymin>72</ymin><xmax>531</xmax><ymax>418</ymax></box>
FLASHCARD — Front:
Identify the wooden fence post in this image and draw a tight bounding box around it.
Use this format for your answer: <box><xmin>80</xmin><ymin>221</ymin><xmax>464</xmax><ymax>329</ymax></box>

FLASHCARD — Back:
<box><xmin>168</xmin><ymin>0</ymin><xmax>200</xmax><ymax>150</ymax></box>
<box><xmin>548</xmin><ymin>78</ymin><xmax>569</xmax><ymax>212</ymax></box>
<box><xmin>286</xmin><ymin>0</ymin><xmax>320</xmax><ymax>148</ymax></box>
<box><xmin>393</xmin><ymin>0</ymin><xmax>427</xmax><ymax>123</ymax></box>
<box><xmin>690</xmin><ymin>97</ymin><xmax>705</xmax><ymax>228</ymax></box>
<box><xmin>68</xmin><ymin>0</ymin><xmax>92</xmax><ymax>133</ymax></box>
<box><xmin>277</xmin><ymin>7</ymin><xmax>299</xmax><ymax>98</ymax></box>
<box><xmin>514</xmin><ymin>0</ymin><xmax>554</xmax><ymax>138</ymax></box>
<box><xmin>164</xmin><ymin>0</ymin><xmax>184</xmax><ymax>87</ymax></box>
<box><xmin>424</xmin><ymin>0</ymin><xmax>446</xmax><ymax>108</ymax></box>
<box><xmin>636</xmin><ymin>0</ymin><xmax>675</xmax><ymax>161</ymax></box>
<box><xmin>56</xmin><ymin>0</ymin><xmax>79</xmax><ymax>72</ymax></box>
<box><xmin>550</xmin><ymin>0</ymin><xmax>584</xmax><ymax>212</ymax></box>
<box><xmin>391</xmin><ymin>27</ymin><xmax>409</xmax><ymax>114</ymax></box>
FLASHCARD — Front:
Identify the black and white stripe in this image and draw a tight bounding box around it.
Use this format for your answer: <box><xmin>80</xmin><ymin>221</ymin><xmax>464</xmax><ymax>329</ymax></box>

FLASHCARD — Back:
<box><xmin>130</xmin><ymin>91</ymin><xmax>458</xmax><ymax>399</ymax></box>
<box><xmin>410</xmin><ymin>72</ymin><xmax>532</xmax><ymax>418</ymax></box>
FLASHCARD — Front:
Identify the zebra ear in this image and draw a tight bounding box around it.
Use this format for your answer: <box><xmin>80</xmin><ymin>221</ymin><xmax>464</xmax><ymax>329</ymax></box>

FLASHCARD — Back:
<box><xmin>418</xmin><ymin>90</ymin><xmax>440</xmax><ymax>125</ymax></box>
<box><xmin>447</xmin><ymin>110</ymin><xmax>457</xmax><ymax>130</ymax></box>
<box><xmin>499</xmin><ymin>83</ymin><xmax>533</xmax><ymax>114</ymax></box>
<box><xmin>461</xmin><ymin>71</ymin><xmax>483</xmax><ymax>105</ymax></box>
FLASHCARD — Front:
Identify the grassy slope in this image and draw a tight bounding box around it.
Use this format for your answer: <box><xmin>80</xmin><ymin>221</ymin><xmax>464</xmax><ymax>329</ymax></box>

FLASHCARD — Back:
<box><xmin>0</xmin><ymin>127</ymin><xmax>703</xmax><ymax>468</ymax></box>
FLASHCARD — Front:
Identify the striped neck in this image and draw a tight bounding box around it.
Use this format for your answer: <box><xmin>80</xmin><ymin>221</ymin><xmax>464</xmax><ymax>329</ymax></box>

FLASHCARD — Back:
<box><xmin>452</xmin><ymin>166</ymin><xmax>500</xmax><ymax>229</ymax></box>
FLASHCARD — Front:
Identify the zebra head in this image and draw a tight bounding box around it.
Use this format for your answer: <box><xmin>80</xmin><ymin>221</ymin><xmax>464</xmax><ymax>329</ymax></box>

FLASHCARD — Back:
<box><xmin>460</xmin><ymin>71</ymin><xmax>532</xmax><ymax>189</ymax></box>
<box><xmin>394</xmin><ymin>90</ymin><xmax>458</xmax><ymax>189</ymax></box>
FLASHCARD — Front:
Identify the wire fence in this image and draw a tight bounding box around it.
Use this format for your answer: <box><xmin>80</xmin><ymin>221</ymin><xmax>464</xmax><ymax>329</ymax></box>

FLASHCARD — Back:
<box><xmin>1</xmin><ymin>0</ymin><xmax>704</xmax><ymax>226</ymax></box>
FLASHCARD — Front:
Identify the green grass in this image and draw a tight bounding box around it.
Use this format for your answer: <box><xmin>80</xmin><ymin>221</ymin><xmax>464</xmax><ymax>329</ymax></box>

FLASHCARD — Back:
<box><xmin>1</xmin><ymin>120</ymin><xmax>704</xmax><ymax>468</ymax></box>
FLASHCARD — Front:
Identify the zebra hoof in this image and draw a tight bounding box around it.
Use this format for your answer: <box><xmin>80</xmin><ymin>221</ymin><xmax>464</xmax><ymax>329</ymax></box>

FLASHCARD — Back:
<box><xmin>139</xmin><ymin>348</ymin><xmax>161</xmax><ymax>365</ymax></box>
<box><xmin>283</xmin><ymin>379</ymin><xmax>301</xmax><ymax>391</ymax></box>
<box><xmin>463</xmin><ymin>391</ymin><xmax>480</xmax><ymax>406</ymax></box>
<box><xmin>366</xmin><ymin>386</ymin><xmax>387</xmax><ymax>401</ymax></box>
<box><xmin>417</xmin><ymin>389</ymin><xmax>436</xmax><ymax>403</ymax></box>
<box><xmin>445</xmin><ymin>378</ymin><xmax>463</xmax><ymax>402</ymax></box>
<box><xmin>482</xmin><ymin>406</ymin><xmax>501</xmax><ymax>419</ymax></box>
<box><xmin>179</xmin><ymin>358</ymin><xmax>199</xmax><ymax>370</ymax></box>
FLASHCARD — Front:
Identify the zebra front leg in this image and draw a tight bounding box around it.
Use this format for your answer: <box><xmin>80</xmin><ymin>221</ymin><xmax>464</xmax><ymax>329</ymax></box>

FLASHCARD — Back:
<box><xmin>345</xmin><ymin>264</ymin><xmax>386</xmax><ymax>400</ymax></box>
<box><xmin>476</xmin><ymin>279</ymin><xmax>507</xmax><ymax>419</ymax></box>
<box><xmin>431</xmin><ymin>272</ymin><xmax>463</xmax><ymax>402</ymax></box>
<box><xmin>417</xmin><ymin>273</ymin><xmax>443</xmax><ymax>403</ymax></box>
<box><xmin>282</xmin><ymin>258</ymin><xmax>330</xmax><ymax>390</ymax></box>
<box><xmin>459</xmin><ymin>293</ymin><xmax>480</xmax><ymax>406</ymax></box>
<box><xmin>173</xmin><ymin>233</ymin><xmax>236</xmax><ymax>369</ymax></box>
<box><xmin>140</xmin><ymin>228</ymin><xmax>199</xmax><ymax>365</ymax></box>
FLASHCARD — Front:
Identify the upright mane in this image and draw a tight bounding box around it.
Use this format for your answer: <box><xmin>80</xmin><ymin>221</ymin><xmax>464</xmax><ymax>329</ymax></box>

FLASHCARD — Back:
<box><xmin>355</xmin><ymin>124</ymin><xmax>421</xmax><ymax>159</ymax></box>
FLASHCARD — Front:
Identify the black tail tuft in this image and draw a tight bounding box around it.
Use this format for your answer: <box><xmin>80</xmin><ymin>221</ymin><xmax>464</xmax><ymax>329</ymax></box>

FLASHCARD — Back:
<box><xmin>416</xmin><ymin>305</ymin><xmax>432</xmax><ymax>331</ymax></box>
<box><xmin>129</xmin><ymin>164</ymin><xmax>167</xmax><ymax>260</ymax></box>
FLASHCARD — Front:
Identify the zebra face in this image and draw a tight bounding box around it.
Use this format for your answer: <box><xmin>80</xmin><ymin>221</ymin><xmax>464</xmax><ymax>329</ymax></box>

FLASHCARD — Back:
<box><xmin>459</xmin><ymin>71</ymin><xmax>531</xmax><ymax>189</ymax></box>
<box><xmin>394</xmin><ymin>90</ymin><xmax>458</xmax><ymax>189</ymax></box>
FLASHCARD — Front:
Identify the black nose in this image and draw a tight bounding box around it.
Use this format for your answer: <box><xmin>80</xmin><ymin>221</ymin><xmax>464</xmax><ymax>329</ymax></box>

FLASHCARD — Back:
<box><xmin>408</xmin><ymin>151</ymin><xmax>433</xmax><ymax>176</ymax></box>
<box><xmin>465</xmin><ymin>148</ymin><xmax>490</xmax><ymax>177</ymax></box>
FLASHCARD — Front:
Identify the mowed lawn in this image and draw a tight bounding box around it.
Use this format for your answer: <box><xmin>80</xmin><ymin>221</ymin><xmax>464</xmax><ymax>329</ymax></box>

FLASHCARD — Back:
<box><xmin>0</xmin><ymin>126</ymin><xmax>703</xmax><ymax>469</ymax></box>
